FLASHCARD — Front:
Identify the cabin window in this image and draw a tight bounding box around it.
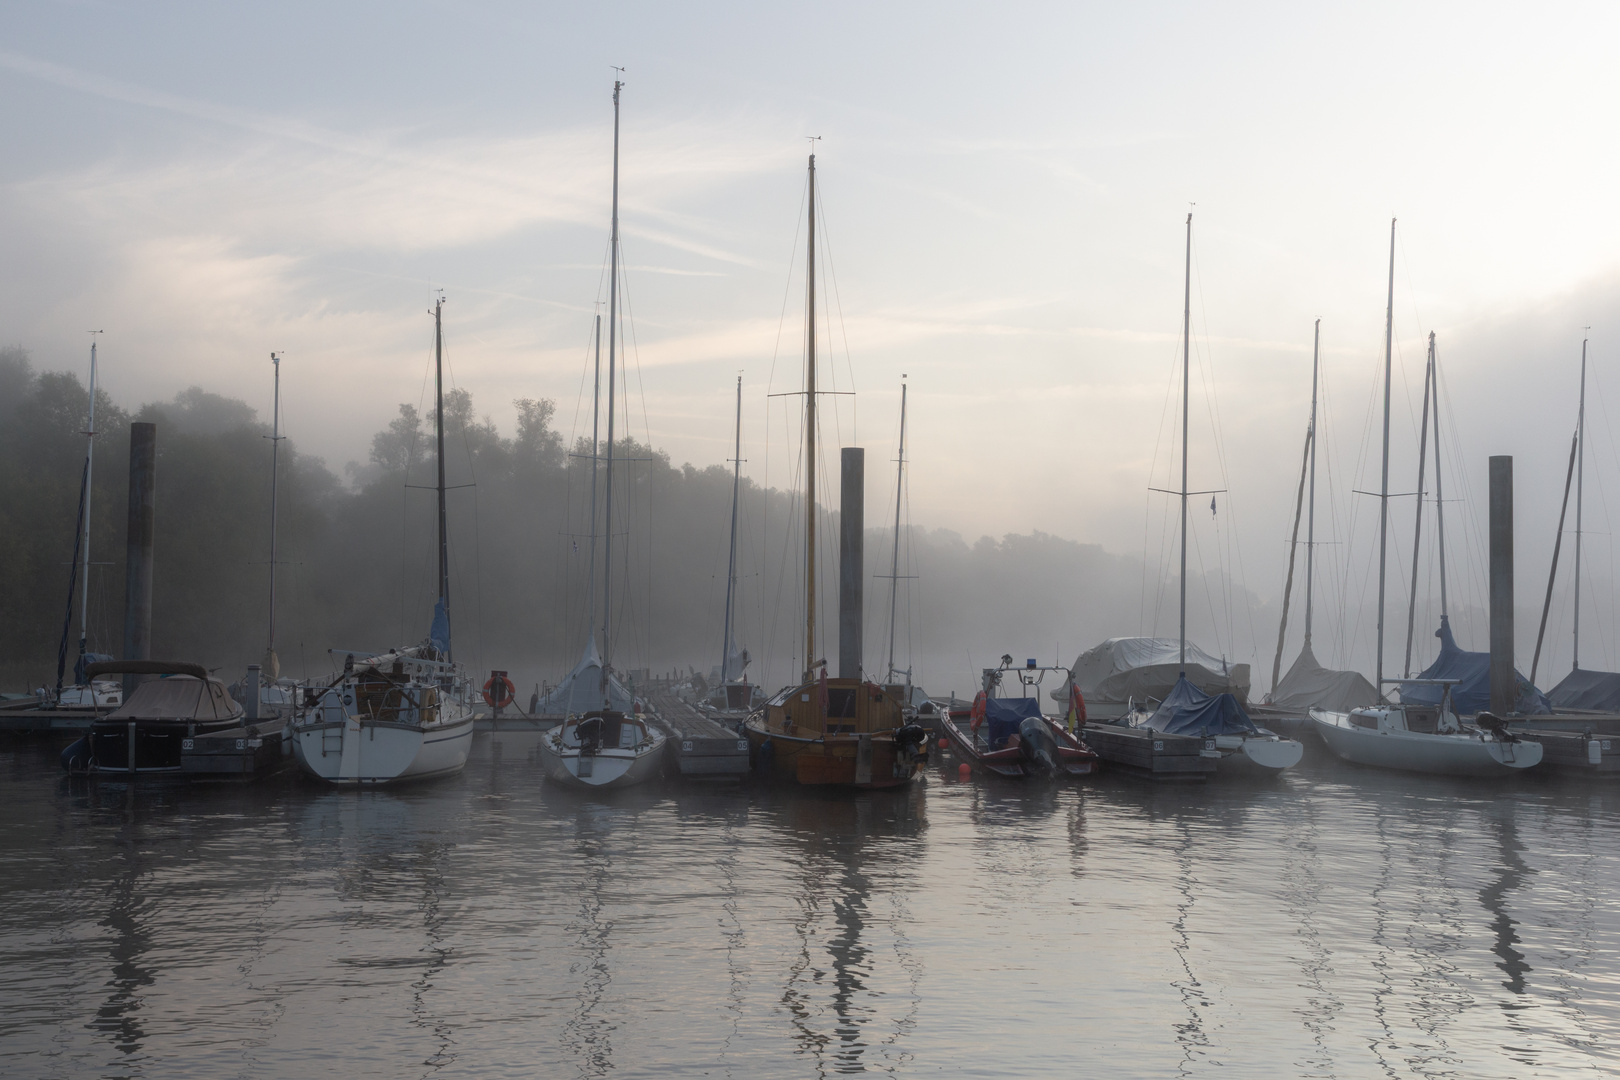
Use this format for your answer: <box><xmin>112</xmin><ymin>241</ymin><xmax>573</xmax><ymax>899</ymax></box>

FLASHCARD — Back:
<box><xmin>1350</xmin><ymin>713</ymin><xmax>1377</xmax><ymax>729</ymax></box>
<box><xmin>826</xmin><ymin>688</ymin><xmax>858</xmax><ymax>718</ymax></box>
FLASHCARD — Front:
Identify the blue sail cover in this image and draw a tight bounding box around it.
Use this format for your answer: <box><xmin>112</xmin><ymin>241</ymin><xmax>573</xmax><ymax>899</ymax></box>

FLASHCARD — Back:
<box><xmin>984</xmin><ymin>696</ymin><xmax>1044</xmax><ymax>749</ymax></box>
<box><xmin>1548</xmin><ymin>668</ymin><xmax>1620</xmax><ymax>712</ymax></box>
<box><xmin>1398</xmin><ymin>616</ymin><xmax>1549</xmax><ymax>715</ymax></box>
<box><xmin>74</xmin><ymin>652</ymin><xmax>114</xmax><ymax>684</ymax></box>
<box><xmin>429</xmin><ymin>599</ymin><xmax>450</xmax><ymax>654</ymax></box>
<box><xmin>1142</xmin><ymin>675</ymin><xmax>1259</xmax><ymax>736</ymax></box>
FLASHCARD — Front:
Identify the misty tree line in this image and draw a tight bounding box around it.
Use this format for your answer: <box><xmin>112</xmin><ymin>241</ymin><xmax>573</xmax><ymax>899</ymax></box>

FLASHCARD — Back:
<box><xmin>1</xmin><ymin>344</ymin><xmax>1285</xmax><ymax>698</ymax></box>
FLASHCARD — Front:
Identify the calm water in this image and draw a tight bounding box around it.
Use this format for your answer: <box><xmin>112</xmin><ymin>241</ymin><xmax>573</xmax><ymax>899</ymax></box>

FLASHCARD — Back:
<box><xmin>1</xmin><ymin>733</ymin><xmax>1617</xmax><ymax>1079</ymax></box>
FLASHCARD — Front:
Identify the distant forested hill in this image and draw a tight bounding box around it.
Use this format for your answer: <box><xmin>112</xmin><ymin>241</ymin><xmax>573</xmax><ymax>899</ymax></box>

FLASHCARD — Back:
<box><xmin>0</xmin><ymin>346</ymin><xmax>1271</xmax><ymax>697</ymax></box>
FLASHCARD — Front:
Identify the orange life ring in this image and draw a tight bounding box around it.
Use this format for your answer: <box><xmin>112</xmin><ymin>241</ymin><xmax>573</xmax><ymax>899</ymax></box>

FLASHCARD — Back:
<box><xmin>482</xmin><ymin>674</ymin><xmax>516</xmax><ymax>709</ymax></box>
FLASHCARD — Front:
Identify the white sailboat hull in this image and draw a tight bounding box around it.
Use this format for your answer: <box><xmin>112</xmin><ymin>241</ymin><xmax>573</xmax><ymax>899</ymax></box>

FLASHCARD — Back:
<box><xmin>292</xmin><ymin>709</ymin><xmax>475</xmax><ymax>785</ymax></box>
<box><xmin>536</xmin><ymin>729</ymin><xmax>666</xmax><ymax>790</ymax></box>
<box><xmin>1214</xmin><ymin>733</ymin><xmax>1304</xmax><ymax>775</ymax></box>
<box><xmin>1311</xmin><ymin>709</ymin><xmax>1542</xmax><ymax>776</ymax></box>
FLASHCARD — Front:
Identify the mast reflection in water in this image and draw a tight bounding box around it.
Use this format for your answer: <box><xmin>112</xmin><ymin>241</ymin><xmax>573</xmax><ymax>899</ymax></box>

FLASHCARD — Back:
<box><xmin>2</xmin><ymin>738</ymin><xmax>1619</xmax><ymax>1077</ymax></box>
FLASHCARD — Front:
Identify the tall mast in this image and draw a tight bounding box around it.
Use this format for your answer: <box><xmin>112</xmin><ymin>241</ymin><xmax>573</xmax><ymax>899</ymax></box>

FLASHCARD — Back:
<box><xmin>1574</xmin><ymin>336</ymin><xmax>1587</xmax><ymax>669</ymax></box>
<box><xmin>586</xmin><ymin>311</ymin><xmax>602</xmax><ymax>639</ymax></box>
<box><xmin>1179</xmin><ymin>212</ymin><xmax>1191</xmax><ymax>675</ymax></box>
<box><xmin>1304</xmin><ymin>319</ymin><xmax>1319</xmax><ymax>646</ymax></box>
<box><xmin>266</xmin><ymin>352</ymin><xmax>283</xmax><ymax>674</ymax></box>
<box><xmin>721</xmin><ymin>375</ymin><xmax>743</xmax><ymax>683</ymax></box>
<box><xmin>804</xmin><ymin>151</ymin><xmax>818</xmax><ymax>680</ymax></box>
<box><xmin>602</xmin><ymin>78</ymin><xmax>622</xmax><ymax>702</ymax></box>
<box><xmin>1402</xmin><ymin>334</ymin><xmax>1435</xmax><ymax>677</ymax></box>
<box><xmin>1375</xmin><ymin>218</ymin><xmax>1396</xmax><ymax>699</ymax></box>
<box><xmin>434</xmin><ymin>297</ymin><xmax>450</xmax><ymax>659</ymax></box>
<box><xmin>885</xmin><ymin>378</ymin><xmax>909</xmax><ymax>681</ymax></box>
<box><xmin>78</xmin><ymin>337</ymin><xmax>99</xmax><ymax>666</ymax></box>
<box><xmin>1432</xmin><ymin>337</ymin><xmax>1449</xmax><ymax>620</ymax></box>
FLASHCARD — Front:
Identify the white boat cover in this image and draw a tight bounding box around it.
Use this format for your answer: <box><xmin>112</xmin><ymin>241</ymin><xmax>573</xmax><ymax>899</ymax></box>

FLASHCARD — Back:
<box><xmin>107</xmin><ymin>676</ymin><xmax>241</xmax><ymax>721</ymax></box>
<box><xmin>1268</xmin><ymin>642</ymin><xmax>1378</xmax><ymax>713</ymax></box>
<box><xmin>537</xmin><ymin>638</ymin><xmax>634</xmax><ymax>716</ymax></box>
<box><xmin>1062</xmin><ymin>637</ymin><xmax>1250</xmax><ymax>705</ymax></box>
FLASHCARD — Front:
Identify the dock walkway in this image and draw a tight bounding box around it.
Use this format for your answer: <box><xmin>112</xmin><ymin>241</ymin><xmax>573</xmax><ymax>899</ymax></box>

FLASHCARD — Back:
<box><xmin>647</xmin><ymin>687</ymin><xmax>750</xmax><ymax>778</ymax></box>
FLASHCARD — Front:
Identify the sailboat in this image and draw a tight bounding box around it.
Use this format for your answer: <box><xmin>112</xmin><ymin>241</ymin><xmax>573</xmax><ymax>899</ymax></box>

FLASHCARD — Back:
<box><xmin>288</xmin><ymin>298</ymin><xmax>477</xmax><ymax>784</ymax></box>
<box><xmin>233</xmin><ymin>353</ymin><xmax>297</xmax><ymax>719</ymax></box>
<box><xmin>1118</xmin><ymin>213</ymin><xmax>1302</xmax><ymax>777</ymax></box>
<box><xmin>741</xmin><ymin>151</ymin><xmax>930</xmax><ymax>788</ymax></box>
<box><xmin>1535</xmin><ymin>337</ymin><xmax>1620</xmax><ymax>712</ymax></box>
<box><xmin>1311</xmin><ymin>220</ymin><xmax>1542</xmax><ymax>775</ymax></box>
<box><xmin>535</xmin><ymin>80</ymin><xmax>667</xmax><ymax>790</ymax></box>
<box><xmin>872</xmin><ymin>379</ymin><xmax>938</xmax><ymax>725</ymax></box>
<box><xmin>1257</xmin><ymin>320</ymin><xmax>1377</xmax><ymax>728</ymax></box>
<box><xmin>701</xmin><ymin>375</ymin><xmax>765</xmax><ymax>721</ymax></box>
<box><xmin>50</xmin><ymin>336</ymin><xmax>120</xmax><ymax>711</ymax></box>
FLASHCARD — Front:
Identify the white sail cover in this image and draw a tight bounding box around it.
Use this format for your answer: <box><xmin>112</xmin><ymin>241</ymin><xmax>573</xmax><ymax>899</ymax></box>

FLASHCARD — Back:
<box><xmin>1060</xmin><ymin>637</ymin><xmax>1251</xmax><ymax>705</ymax></box>
<box><xmin>537</xmin><ymin>638</ymin><xmax>634</xmax><ymax>716</ymax></box>
<box><xmin>1268</xmin><ymin>642</ymin><xmax>1377</xmax><ymax>713</ymax></box>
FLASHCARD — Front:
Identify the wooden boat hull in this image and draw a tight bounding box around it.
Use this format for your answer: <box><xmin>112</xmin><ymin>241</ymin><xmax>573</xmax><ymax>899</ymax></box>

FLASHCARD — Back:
<box><xmin>1310</xmin><ymin>709</ymin><xmax>1542</xmax><ymax>776</ymax></box>
<box><xmin>743</xmin><ymin>725</ymin><xmax>924</xmax><ymax>787</ymax></box>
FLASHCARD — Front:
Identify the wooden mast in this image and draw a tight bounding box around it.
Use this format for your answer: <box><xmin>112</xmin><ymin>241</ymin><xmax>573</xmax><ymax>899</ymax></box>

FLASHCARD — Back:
<box><xmin>804</xmin><ymin>151</ymin><xmax>818</xmax><ymax>681</ymax></box>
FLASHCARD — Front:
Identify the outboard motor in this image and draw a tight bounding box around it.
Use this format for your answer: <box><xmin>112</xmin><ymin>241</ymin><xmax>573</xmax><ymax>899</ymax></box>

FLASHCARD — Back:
<box><xmin>1017</xmin><ymin>716</ymin><xmax>1061</xmax><ymax>773</ymax></box>
<box><xmin>892</xmin><ymin>722</ymin><xmax>929</xmax><ymax>777</ymax></box>
<box><xmin>577</xmin><ymin>716</ymin><xmax>605</xmax><ymax>755</ymax></box>
<box><xmin>1475</xmin><ymin>711</ymin><xmax>1519</xmax><ymax>742</ymax></box>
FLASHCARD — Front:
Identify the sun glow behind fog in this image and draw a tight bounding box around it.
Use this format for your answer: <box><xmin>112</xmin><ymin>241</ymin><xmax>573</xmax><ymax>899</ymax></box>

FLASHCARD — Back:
<box><xmin>4</xmin><ymin>1</ymin><xmax>1620</xmax><ymax>671</ymax></box>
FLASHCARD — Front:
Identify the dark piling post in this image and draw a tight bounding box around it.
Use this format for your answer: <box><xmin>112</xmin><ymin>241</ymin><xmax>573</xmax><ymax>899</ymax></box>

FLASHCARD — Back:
<box><xmin>1489</xmin><ymin>455</ymin><xmax>1515</xmax><ymax>714</ymax></box>
<box><xmin>839</xmin><ymin>447</ymin><xmax>865</xmax><ymax>680</ymax></box>
<box><xmin>122</xmin><ymin>422</ymin><xmax>156</xmax><ymax>698</ymax></box>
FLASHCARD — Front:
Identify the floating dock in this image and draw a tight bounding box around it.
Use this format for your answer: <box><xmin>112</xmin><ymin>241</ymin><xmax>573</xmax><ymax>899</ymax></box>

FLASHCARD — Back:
<box><xmin>647</xmin><ymin>686</ymin><xmax>750</xmax><ymax>779</ymax></box>
<box><xmin>0</xmin><ymin>701</ymin><xmax>107</xmax><ymax>735</ymax></box>
<box><xmin>1082</xmin><ymin>722</ymin><xmax>1218</xmax><ymax>781</ymax></box>
<box><xmin>180</xmin><ymin>722</ymin><xmax>289</xmax><ymax>779</ymax></box>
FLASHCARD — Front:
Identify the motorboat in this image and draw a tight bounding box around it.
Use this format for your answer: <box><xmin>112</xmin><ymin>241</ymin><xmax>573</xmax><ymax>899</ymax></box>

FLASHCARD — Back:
<box><xmin>291</xmin><ymin>645</ymin><xmax>475</xmax><ymax>785</ymax></box>
<box><xmin>1311</xmin><ymin>698</ymin><xmax>1542</xmax><ymax>776</ymax></box>
<box><xmin>941</xmin><ymin>694</ymin><xmax>1098</xmax><ymax>779</ymax></box>
<box><xmin>63</xmin><ymin>660</ymin><xmax>244</xmax><ymax>776</ymax></box>
<box><xmin>536</xmin><ymin>709</ymin><xmax>666</xmax><ymax>789</ymax></box>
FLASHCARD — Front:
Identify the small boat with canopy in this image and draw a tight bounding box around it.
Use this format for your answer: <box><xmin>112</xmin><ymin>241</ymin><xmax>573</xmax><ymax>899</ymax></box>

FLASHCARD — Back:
<box><xmin>942</xmin><ymin>658</ymin><xmax>1099</xmax><ymax>778</ymax></box>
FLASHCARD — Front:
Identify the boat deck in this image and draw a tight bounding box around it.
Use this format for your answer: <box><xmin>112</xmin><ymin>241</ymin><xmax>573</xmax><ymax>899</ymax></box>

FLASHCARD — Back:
<box><xmin>647</xmin><ymin>687</ymin><xmax>750</xmax><ymax>779</ymax></box>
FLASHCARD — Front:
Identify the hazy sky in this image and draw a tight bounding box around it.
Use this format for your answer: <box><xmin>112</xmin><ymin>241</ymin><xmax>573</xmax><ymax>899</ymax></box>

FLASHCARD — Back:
<box><xmin>7</xmin><ymin>1</ymin><xmax>1620</xmax><ymax>672</ymax></box>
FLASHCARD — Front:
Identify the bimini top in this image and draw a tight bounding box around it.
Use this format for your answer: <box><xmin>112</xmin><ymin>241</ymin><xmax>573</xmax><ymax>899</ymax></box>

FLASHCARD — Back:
<box><xmin>1398</xmin><ymin>616</ymin><xmax>1550</xmax><ymax>715</ymax></box>
<box><xmin>1063</xmin><ymin>637</ymin><xmax>1251</xmax><ymax>705</ymax></box>
<box><xmin>537</xmin><ymin>638</ymin><xmax>634</xmax><ymax>716</ymax></box>
<box><xmin>1269</xmin><ymin>643</ymin><xmax>1378</xmax><ymax>713</ymax></box>
<box><xmin>1142</xmin><ymin>675</ymin><xmax>1259</xmax><ymax>737</ymax></box>
<box><xmin>105</xmin><ymin>675</ymin><xmax>242</xmax><ymax>722</ymax></box>
<box><xmin>1547</xmin><ymin>667</ymin><xmax>1620</xmax><ymax>713</ymax></box>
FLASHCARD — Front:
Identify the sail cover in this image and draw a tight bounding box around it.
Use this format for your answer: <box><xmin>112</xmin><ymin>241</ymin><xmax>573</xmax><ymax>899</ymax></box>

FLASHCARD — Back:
<box><xmin>1142</xmin><ymin>675</ymin><xmax>1258</xmax><ymax>736</ymax></box>
<box><xmin>1060</xmin><ymin>637</ymin><xmax>1251</xmax><ymax>705</ymax></box>
<box><xmin>1269</xmin><ymin>643</ymin><xmax>1378</xmax><ymax>713</ymax></box>
<box><xmin>1547</xmin><ymin>668</ymin><xmax>1620</xmax><ymax>712</ymax></box>
<box><xmin>1398</xmin><ymin>616</ymin><xmax>1550</xmax><ymax>715</ymax></box>
<box><xmin>536</xmin><ymin>638</ymin><xmax>634</xmax><ymax>715</ymax></box>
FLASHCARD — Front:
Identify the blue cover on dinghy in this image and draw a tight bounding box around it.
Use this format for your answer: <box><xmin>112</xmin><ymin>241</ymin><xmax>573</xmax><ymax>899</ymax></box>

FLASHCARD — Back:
<box><xmin>985</xmin><ymin>696</ymin><xmax>1044</xmax><ymax>749</ymax></box>
<box><xmin>1398</xmin><ymin>616</ymin><xmax>1549</xmax><ymax>715</ymax></box>
<box><xmin>1142</xmin><ymin>675</ymin><xmax>1259</xmax><ymax>736</ymax></box>
<box><xmin>1547</xmin><ymin>667</ymin><xmax>1620</xmax><ymax>712</ymax></box>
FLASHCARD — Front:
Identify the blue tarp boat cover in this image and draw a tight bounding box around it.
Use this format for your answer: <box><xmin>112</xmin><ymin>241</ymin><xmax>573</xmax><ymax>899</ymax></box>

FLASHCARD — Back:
<box><xmin>1547</xmin><ymin>668</ymin><xmax>1620</xmax><ymax>712</ymax></box>
<box><xmin>985</xmin><ymin>696</ymin><xmax>1044</xmax><ymax>749</ymax></box>
<box><xmin>429</xmin><ymin>599</ymin><xmax>451</xmax><ymax>655</ymax></box>
<box><xmin>1142</xmin><ymin>675</ymin><xmax>1259</xmax><ymax>736</ymax></box>
<box><xmin>74</xmin><ymin>652</ymin><xmax>114</xmax><ymax>684</ymax></box>
<box><xmin>1398</xmin><ymin>616</ymin><xmax>1549</xmax><ymax>715</ymax></box>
